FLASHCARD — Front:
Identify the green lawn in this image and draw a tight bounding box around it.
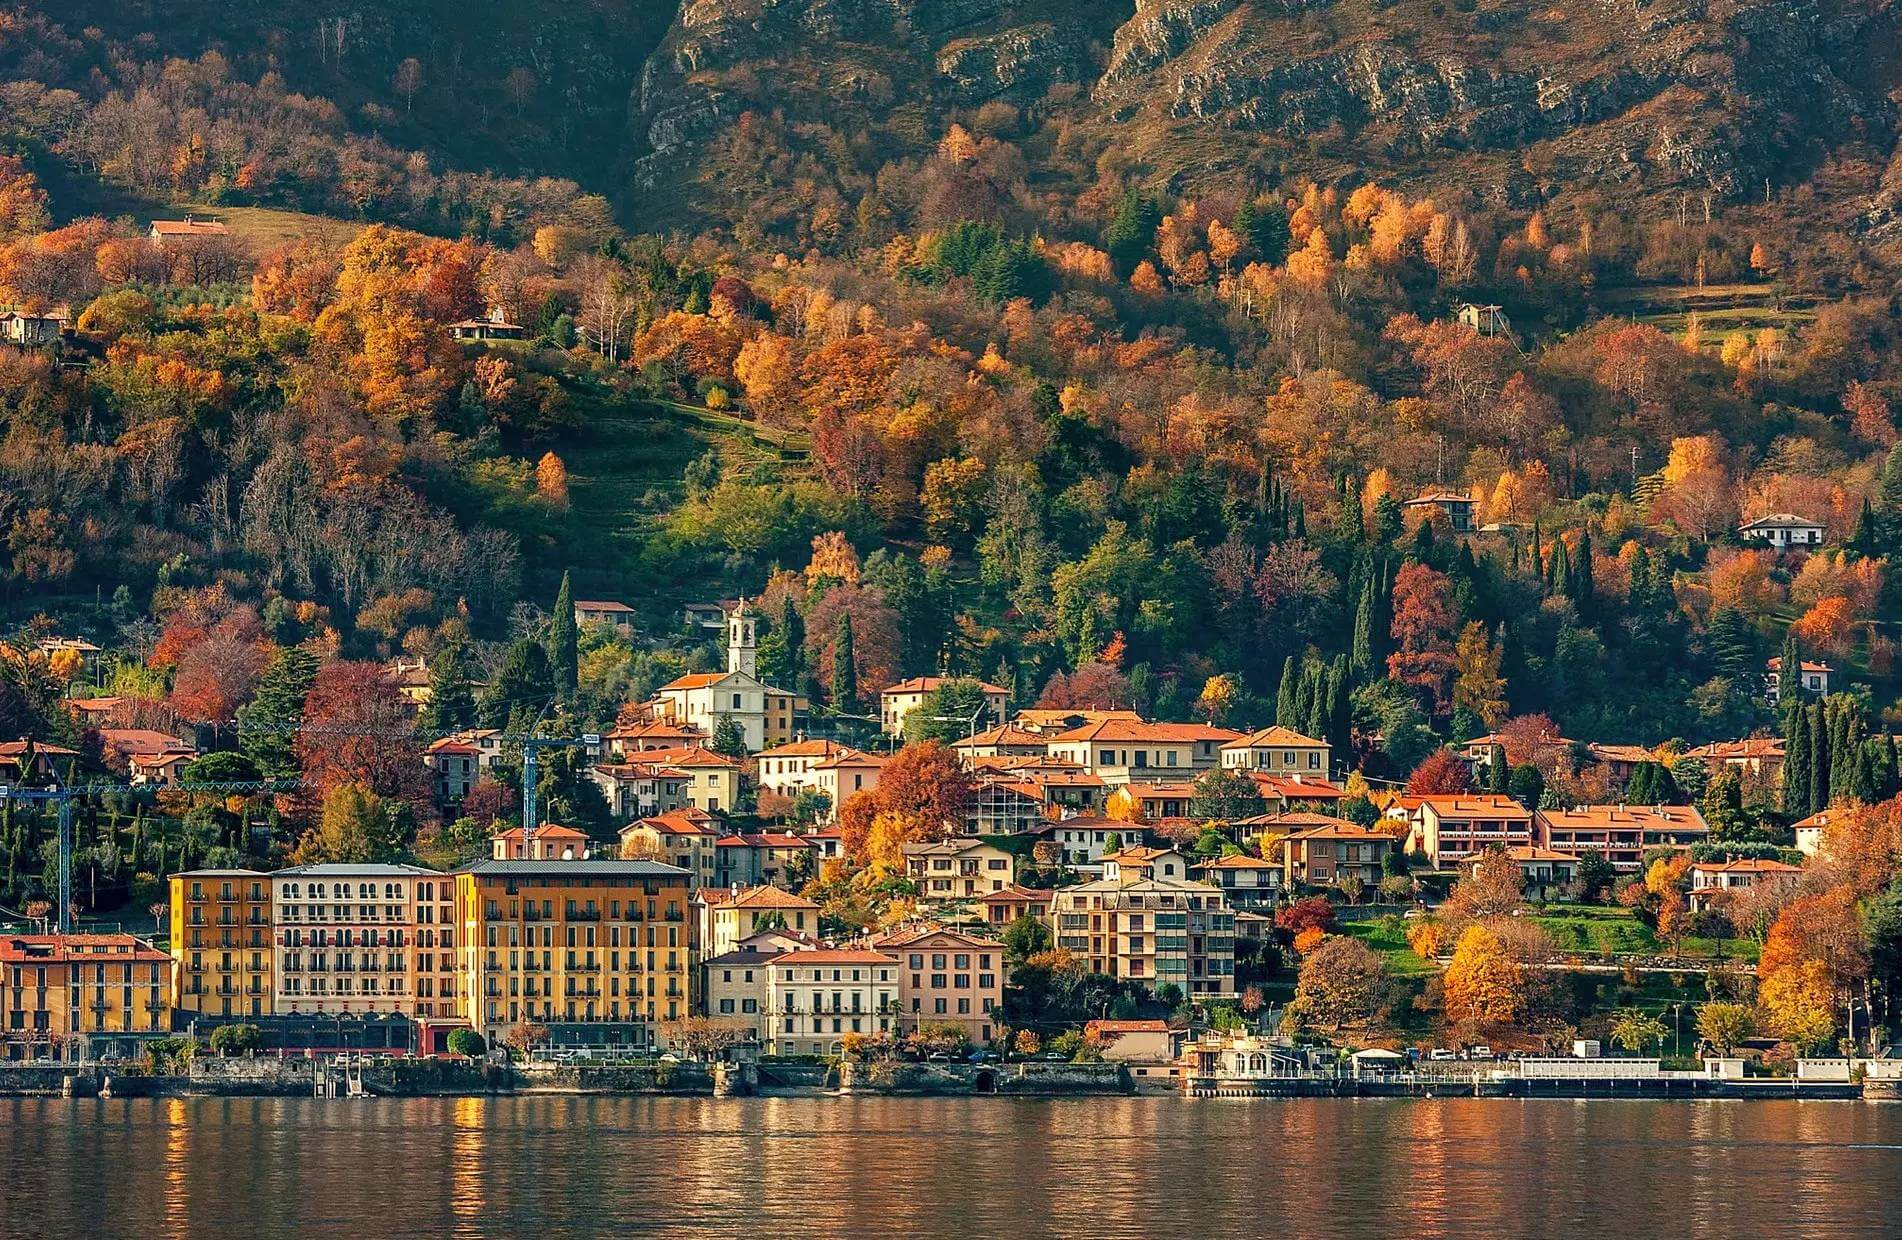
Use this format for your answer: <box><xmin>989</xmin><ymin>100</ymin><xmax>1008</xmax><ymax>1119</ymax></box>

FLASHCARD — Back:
<box><xmin>1531</xmin><ymin>903</ymin><xmax>1759</xmax><ymax>964</ymax></box>
<box><xmin>1338</xmin><ymin>917</ymin><xmax>1436</xmax><ymax>976</ymax></box>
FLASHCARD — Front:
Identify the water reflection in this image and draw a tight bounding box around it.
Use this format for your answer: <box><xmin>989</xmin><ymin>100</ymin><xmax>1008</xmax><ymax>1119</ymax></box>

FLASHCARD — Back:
<box><xmin>1</xmin><ymin>1096</ymin><xmax>1898</xmax><ymax>1237</ymax></box>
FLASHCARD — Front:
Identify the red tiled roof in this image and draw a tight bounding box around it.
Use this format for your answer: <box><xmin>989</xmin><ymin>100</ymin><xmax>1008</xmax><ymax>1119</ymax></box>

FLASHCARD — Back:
<box><xmin>772</xmin><ymin>949</ymin><xmax>897</xmax><ymax>966</ymax></box>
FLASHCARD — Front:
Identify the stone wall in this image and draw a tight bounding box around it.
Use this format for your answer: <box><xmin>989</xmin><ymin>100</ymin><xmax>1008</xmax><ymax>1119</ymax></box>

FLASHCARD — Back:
<box><xmin>838</xmin><ymin>1060</ymin><xmax>1133</xmax><ymax>1096</ymax></box>
<box><xmin>516</xmin><ymin>1062</ymin><xmax>714</xmax><ymax>1094</ymax></box>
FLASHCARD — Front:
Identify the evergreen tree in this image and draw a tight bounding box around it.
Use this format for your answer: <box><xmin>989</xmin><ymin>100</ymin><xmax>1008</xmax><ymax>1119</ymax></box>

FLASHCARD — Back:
<box><xmin>238</xmin><ymin>646</ymin><xmax>320</xmax><ymax>781</ymax></box>
<box><xmin>1881</xmin><ymin>443</ymin><xmax>1902</xmax><ymax>544</ymax></box>
<box><xmin>1303</xmin><ymin>664</ymin><xmax>1329</xmax><ymax>741</ymax></box>
<box><xmin>480</xmin><ymin>639</ymin><xmax>555</xmax><ymax>728</ymax></box>
<box><xmin>1570</xmin><ymin>529</ymin><xmax>1595</xmax><ymax>603</ymax></box>
<box><xmin>1782</xmin><ymin>701</ymin><xmax>1811</xmax><ymax>816</ymax></box>
<box><xmin>1808</xmin><ymin>703</ymin><xmax>1830</xmax><ymax>812</ymax></box>
<box><xmin>1546</xmin><ymin>537</ymin><xmax>1570</xmax><ymax>598</ymax></box>
<box><xmin>1351</xmin><ymin>572</ymin><xmax>1379</xmax><ymax>676</ymax></box>
<box><xmin>1102</xmin><ymin>190</ymin><xmax>1161</xmax><ymax>276</ymax></box>
<box><xmin>1706</xmin><ymin>608</ymin><xmax>1759</xmax><ymax>684</ymax></box>
<box><xmin>710</xmin><ymin>716</ymin><xmax>747</xmax><ymax>757</ymax></box>
<box><xmin>1275</xmin><ymin>655</ymin><xmax>1299</xmax><ymax>725</ymax></box>
<box><xmin>1777</xmin><ymin>633</ymin><xmax>1802</xmax><ymax>711</ymax></box>
<box><xmin>1851</xmin><ymin>497</ymin><xmax>1882</xmax><ymax>558</ymax></box>
<box><xmin>1372</xmin><ymin>494</ymin><xmax>1404</xmax><ymax>546</ymax></box>
<box><xmin>831</xmin><ymin>613</ymin><xmax>858</xmax><ymax>711</ymax></box>
<box><xmin>1233</xmin><ymin>196</ymin><xmax>1290</xmax><ymax>265</ymax></box>
<box><xmin>549</xmin><ymin>570</ymin><xmax>579</xmax><ymax>696</ymax></box>
<box><xmin>420</xmin><ymin>643</ymin><xmax>477</xmax><ymax>735</ymax></box>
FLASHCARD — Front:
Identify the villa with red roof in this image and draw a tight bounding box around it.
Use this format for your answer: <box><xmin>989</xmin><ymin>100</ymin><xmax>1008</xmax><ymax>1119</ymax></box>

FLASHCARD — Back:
<box><xmin>880</xmin><ymin>676</ymin><xmax>1010</xmax><ymax>737</ymax></box>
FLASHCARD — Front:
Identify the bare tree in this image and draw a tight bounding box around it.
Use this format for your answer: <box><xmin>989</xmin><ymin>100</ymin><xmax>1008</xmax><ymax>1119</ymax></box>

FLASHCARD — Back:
<box><xmin>393</xmin><ymin>58</ymin><xmax>423</xmax><ymax>114</ymax></box>
<box><xmin>575</xmin><ymin>255</ymin><xmax>636</xmax><ymax>364</ymax></box>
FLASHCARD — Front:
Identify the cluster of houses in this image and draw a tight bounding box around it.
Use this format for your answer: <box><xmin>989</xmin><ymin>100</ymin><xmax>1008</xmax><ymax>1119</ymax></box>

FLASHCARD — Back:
<box><xmin>13</xmin><ymin>581</ymin><xmax>1827</xmax><ymax>1064</ymax></box>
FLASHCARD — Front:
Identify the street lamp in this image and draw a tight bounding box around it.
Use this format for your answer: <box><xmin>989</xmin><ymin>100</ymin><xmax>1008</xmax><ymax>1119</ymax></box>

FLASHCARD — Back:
<box><xmin>1670</xmin><ymin>1002</ymin><xmax>1683</xmax><ymax>1059</ymax></box>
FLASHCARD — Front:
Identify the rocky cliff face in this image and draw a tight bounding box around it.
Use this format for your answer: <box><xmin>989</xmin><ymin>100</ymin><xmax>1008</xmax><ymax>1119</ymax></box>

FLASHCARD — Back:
<box><xmin>621</xmin><ymin>0</ymin><xmax>1897</xmax><ymax>234</ymax></box>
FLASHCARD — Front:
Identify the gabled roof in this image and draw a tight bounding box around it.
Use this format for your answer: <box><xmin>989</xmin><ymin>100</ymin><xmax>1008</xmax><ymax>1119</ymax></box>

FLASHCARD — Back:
<box><xmin>1193</xmin><ymin>854</ymin><xmax>1280</xmax><ymax>870</ymax></box>
<box><xmin>657</xmin><ymin>671</ymin><xmax>731</xmax><ymax>691</ymax></box>
<box><xmin>573</xmin><ymin>599</ymin><xmax>635</xmax><ymax>612</ymax></box>
<box><xmin>975</xmin><ymin>883</ymin><xmax>1054</xmax><ymax>904</ymax></box>
<box><xmin>1739</xmin><ymin>512</ymin><xmax>1822</xmax><ymax>530</ymax></box>
<box><xmin>952</xmin><ymin>725</ymin><xmax>1048</xmax><ymax>749</ymax></box>
<box><xmin>1412</xmin><ymin>794</ymin><xmax>1531</xmax><ymax>819</ymax></box>
<box><xmin>716</xmin><ymin>832</ymin><xmax>812</xmax><ymax>850</ymax></box>
<box><xmin>490</xmin><ymin>823</ymin><xmax>589</xmax><ymax>843</ymax></box>
<box><xmin>1406</xmin><ymin>489</ymin><xmax>1475</xmax><ymax>505</ymax></box>
<box><xmin>1223</xmin><ymin>725</ymin><xmax>1328</xmax><ymax>750</ymax></box>
<box><xmin>149</xmin><ymin>218</ymin><xmax>229</xmax><ymax>237</ymax></box>
<box><xmin>758</xmin><ymin>739</ymin><xmax>851</xmax><ymax>759</ymax></box>
<box><xmin>1691</xmin><ymin>858</ymin><xmax>1802</xmax><ymax>875</ymax></box>
<box><xmin>814</xmin><ymin>747</ymin><xmax>884</xmax><ymax>770</ymax></box>
<box><xmin>724</xmin><ymin>885</ymin><xmax>821</xmax><ymax>910</ymax></box>
<box><xmin>1049</xmin><ymin>720</ymin><xmax>1241</xmax><ymax>745</ymax></box>
<box><xmin>628</xmin><ymin>809</ymin><xmax>719</xmax><ymax>837</ymax></box>
<box><xmin>1766</xmin><ymin>656</ymin><xmax>1834</xmax><ymax>674</ymax></box>
<box><xmin>882</xmin><ymin>676</ymin><xmax>1008</xmax><ymax>696</ymax></box>
<box><xmin>771</xmin><ymin>949</ymin><xmax>897</xmax><ymax>966</ymax></box>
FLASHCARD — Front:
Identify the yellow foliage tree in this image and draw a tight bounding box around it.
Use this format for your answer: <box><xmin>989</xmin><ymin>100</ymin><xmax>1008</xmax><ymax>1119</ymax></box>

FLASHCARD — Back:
<box><xmin>1442</xmin><ymin>922</ymin><xmax>1524</xmax><ymax>1027</ymax></box>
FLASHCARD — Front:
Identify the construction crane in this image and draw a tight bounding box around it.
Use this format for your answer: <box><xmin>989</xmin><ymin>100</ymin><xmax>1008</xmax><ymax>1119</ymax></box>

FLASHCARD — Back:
<box><xmin>517</xmin><ymin>730</ymin><xmax>599</xmax><ymax>856</ymax></box>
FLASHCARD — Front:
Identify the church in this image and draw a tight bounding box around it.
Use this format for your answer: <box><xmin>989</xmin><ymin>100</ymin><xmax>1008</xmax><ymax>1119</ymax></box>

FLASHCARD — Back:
<box><xmin>644</xmin><ymin>599</ymin><xmax>809</xmax><ymax>752</ymax></box>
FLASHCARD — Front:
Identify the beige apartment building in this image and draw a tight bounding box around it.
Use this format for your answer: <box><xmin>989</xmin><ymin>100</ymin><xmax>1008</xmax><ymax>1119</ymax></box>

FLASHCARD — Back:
<box><xmin>1048</xmin><ymin>877</ymin><xmax>1235</xmax><ymax>999</ymax></box>
<box><xmin>878</xmin><ymin>927</ymin><xmax>1002</xmax><ymax>1044</ymax></box>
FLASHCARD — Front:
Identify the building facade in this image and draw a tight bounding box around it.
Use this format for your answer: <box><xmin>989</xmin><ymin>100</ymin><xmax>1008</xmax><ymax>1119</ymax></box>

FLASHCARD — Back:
<box><xmin>767</xmin><ymin>950</ymin><xmax>898</xmax><ymax>1055</ymax></box>
<box><xmin>1048</xmin><ymin>878</ymin><xmax>1235</xmax><ymax>999</ymax></box>
<box><xmin>456</xmin><ymin>860</ymin><xmax>694</xmax><ymax>1050</ymax></box>
<box><xmin>169</xmin><ymin>869</ymin><xmax>272</xmax><ymax>1018</ymax></box>
<box><xmin>2</xmin><ymin>934</ymin><xmax>170</xmax><ymax>1061</ymax></box>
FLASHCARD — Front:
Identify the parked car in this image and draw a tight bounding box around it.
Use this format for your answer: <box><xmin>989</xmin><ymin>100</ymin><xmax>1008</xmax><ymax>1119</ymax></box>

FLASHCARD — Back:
<box><xmin>1468</xmin><ymin>1046</ymin><xmax>1495</xmax><ymax>1060</ymax></box>
<box><xmin>1428</xmin><ymin>1048</ymin><xmax>1458</xmax><ymax>1061</ymax></box>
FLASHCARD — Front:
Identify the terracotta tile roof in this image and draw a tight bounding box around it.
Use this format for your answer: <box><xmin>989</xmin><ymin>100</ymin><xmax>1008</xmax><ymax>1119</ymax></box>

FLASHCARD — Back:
<box><xmin>630</xmin><ymin>810</ymin><xmax>719</xmax><ymax>837</ymax></box>
<box><xmin>658</xmin><ymin>672</ymin><xmax>728</xmax><ymax>691</ymax></box>
<box><xmin>1692</xmin><ymin>858</ymin><xmax>1802</xmax><ymax>874</ymax></box>
<box><xmin>574</xmin><ymin>600</ymin><xmax>635</xmax><ymax>612</ymax></box>
<box><xmin>725</xmin><ymin>885</ymin><xmax>821</xmax><ymax>910</ymax></box>
<box><xmin>882</xmin><ymin>676</ymin><xmax>1007</xmax><ymax>695</ymax></box>
<box><xmin>1224</xmin><ymin>725</ymin><xmax>1328</xmax><ymax>749</ymax></box>
<box><xmin>1050</xmin><ymin>720</ymin><xmax>1241</xmax><ymax>744</ymax></box>
<box><xmin>0</xmin><ymin>933</ymin><xmax>168</xmax><ymax>963</ymax></box>
<box><xmin>953</xmin><ymin>726</ymin><xmax>1048</xmax><ymax>749</ymax></box>
<box><xmin>1412</xmin><ymin>794</ymin><xmax>1531</xmax><ymax>819</ymax></box>
<box><xmin>491</xmin><ymin>824</ymin><xmax>588</xmax><ymax>842</ymax></box>
<box><xmin>1193</xmin><ymin>854</ymin><xmax>1280</xmax><ymax>869</ymax></box>
<box><xmin>773</xmin><ymin>949</ymin><xmax>899</xmax><ymax>966</ymax></box>
<box><xmin>976</xmin><ymin>884</ymin><xmax>1053</xmax><ymax>903</ymax></box>
<box><xmin>1536</xmin><ymin>804</ymin><xmax>1709</xmax><ymax>832</ymax></box>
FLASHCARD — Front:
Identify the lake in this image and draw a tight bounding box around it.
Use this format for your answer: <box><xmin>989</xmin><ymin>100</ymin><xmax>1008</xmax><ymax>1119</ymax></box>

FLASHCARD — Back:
<box><xmin>2</xmin><ymin>1095</ymin><xmax>1898</xmax><ymax>1237</ymax></box>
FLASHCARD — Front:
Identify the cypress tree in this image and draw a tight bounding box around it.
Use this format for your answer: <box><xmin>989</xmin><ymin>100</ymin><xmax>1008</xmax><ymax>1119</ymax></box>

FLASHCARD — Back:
<box><xmin>831</xmin><ymin>613</ymin><xmax>858</xmax><ymax>711</ymax></box>
<box><xmin>1546</xmin><ymin>537</ymin><xmax>1570</xmax><ymax>597</ymax></box>
<box><xmin>1303</xmin><ymin>665</ymin><xmax>1329</xmax><ymax>741</ymax></box>
<box><xmin>1782</xmin><ymin>701</ymin><xmax>1811</xmax><ymax>816</ymax></box>
<box><xmin>1851</xmin><ymin>497</ymin><xmax>1882</xmax><ymax>558</ymax></box>
<box><xmin>1809</xmin><ymin>703</ymin><xmax>1830</xmax><ymax>812</ymax></box>
<box><xmin>1571</xmin><ymin>529</ymin><xmax>1595</xmax><ymax>603</ymax></box>
<box><xmin>549</xmin><ymin>570</ymin><xmax>578</xmax><ymax>695</ymax></box>
<box><xmin>1275</xmin><ymin>655</ymin><xmax>1299</xmax><ymax>725</ymax></box>
<box><xmin>1351</xmin><ymin>574</ymin><xmax>1378</xmax><ymax>676</ymax></box>
<box><xmin>1529</xmin><ymin>522</ymin><xmax>1542</xmax><ymax>573</ymax></box>
<box><xmin>1777</xmin><ymin>633</ymin><xmax>1801</xmax><ymax>712</ymax></box>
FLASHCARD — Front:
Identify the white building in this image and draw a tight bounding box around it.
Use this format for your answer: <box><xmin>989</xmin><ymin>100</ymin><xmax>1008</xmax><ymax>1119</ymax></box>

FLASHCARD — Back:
<box><xmin>879</xmin><ymin>676</ymin><xmax>1008</xmax><ymax>738</ymax></box>
<box><xmin>1739</xmin><ymin>513</ymin><xmax>1824</xmax><ymax>549</ymax></box>
<box><xmin>271</xmin><ymin>863</ymin><xmax>449</xmax><ymax>1018</ymax></box>
<box><xmin>643</xmin><ymin>600</ymin><xmax>805</xmax><ymax>752</ymax></box>
<box><xmin>1219</xmin><ymin>725</ymin><xmax>1332</xmax><ymax>777</ymax></box>
<box><xmin>767</xmin><ymin>949</ymin><xmax>898</xmax><ymax>1055</ymax></box>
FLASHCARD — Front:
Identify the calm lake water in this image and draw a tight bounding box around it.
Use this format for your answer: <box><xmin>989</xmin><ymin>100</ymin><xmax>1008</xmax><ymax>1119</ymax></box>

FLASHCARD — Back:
<box><xmin>2</xmin><ymin>1095</ymin><xmax>1898</xmax><ymax>1237</ymax></box>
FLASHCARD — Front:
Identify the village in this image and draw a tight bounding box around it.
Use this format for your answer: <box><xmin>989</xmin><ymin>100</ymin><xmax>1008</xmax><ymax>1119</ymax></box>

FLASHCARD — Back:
<box><xmin>3</xmin><ymin>582</ymin><xmax>1895</xmax><ymax>1102</ymax></box>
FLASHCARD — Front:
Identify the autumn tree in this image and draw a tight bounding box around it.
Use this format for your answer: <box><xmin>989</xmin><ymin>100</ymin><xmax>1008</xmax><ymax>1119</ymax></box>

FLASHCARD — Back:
<box><xmin>295</xmin><ymin>660</ymin><xmax>428</xmax><ymax>809</ymax></box>
<box><xmin>1282</xmin><ymin>936</ymin><xmax>1390</xmax><ymax>1034</ymax></box>
<box><xmin>1442</xmin><ymin>922</ymin><xmax>1525</xmax><ymax>1029</ymax></box>
<box><xmin>1387</xmin><ymin>563</ymin><xmax>1458</xmax><ymax>712</ymax></box>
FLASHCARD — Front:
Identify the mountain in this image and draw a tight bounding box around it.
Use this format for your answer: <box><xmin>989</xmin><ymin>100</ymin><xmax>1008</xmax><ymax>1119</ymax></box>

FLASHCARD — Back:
<box><xmin>623</xmin><ymin>0</ymin><xmax>1901</xmax><ymax>233</ymax></box>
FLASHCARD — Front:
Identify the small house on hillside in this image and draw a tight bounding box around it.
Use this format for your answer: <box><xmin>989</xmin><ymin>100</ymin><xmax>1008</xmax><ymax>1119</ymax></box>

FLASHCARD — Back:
<box><xmin>1403</xmin><ymin>489</ymin><xmax>1477</xmax><ymax>532</ymax></box>
<box><xmin>448</xmin><ymin>307</ymin><xmax>525</xmax><ymax>342</ymax></box>
<box><xmin>147</xmin><ymin>216</ymin><xmax>229</xmax><ymax>245</ymax></box>
<box><xmin>1764</xmin><ymin>655</ymin><xmax>1832</xmax><ymax>704</ymax></box>
<box><xmin>0</xmin><ymin>307</ymin><xmax>69</xmax><ymax>348</ymax></box>
<box><xmin>1738</xmin><ymin>513</ymin><xmax>1824</xmax><ymax>549</ymax></box>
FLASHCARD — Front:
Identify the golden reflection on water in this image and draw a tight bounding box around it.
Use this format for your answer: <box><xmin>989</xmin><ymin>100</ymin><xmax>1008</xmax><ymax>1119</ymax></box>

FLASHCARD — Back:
<box><xmin>162</xmin><ymin>1095</ymin><xmax>190</xmax><ymax>1240</ymax></box>
<box><xmin>7</xmin><ymin>1095</ymin><xmax>1902</xmax><ymax>1237</ymax></box>
<box><xmin>450</xmin><ymin>1094</ymin><xmax>487</xmax><ymax>1234</ymax></box>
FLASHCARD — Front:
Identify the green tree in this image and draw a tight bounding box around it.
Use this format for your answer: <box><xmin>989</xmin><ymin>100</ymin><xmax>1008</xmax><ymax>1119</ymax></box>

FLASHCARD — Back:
<box><xmin>903</xmin><ymin>678</ymin><xmax>996</xmax><ymax>744</ymax></box>
<box><xmin>480</xmin><ymin>638</ymin><xmax>555</xmax><ymax>728</ymax></box>
<box><xmin>1102</xmin><ymin>189</ymin><xmax>1160</xmax><ymax>275</ymax></box>
<box><xmin>1002</xmin><ymin>913</ymin><xmax>1052</xmax><ymax>963</ymax></box>
<box><xmin>831</xmin><ymin>612</ymin><xmax>858</xmax><ymax>711</ymax></box>
<box><xmin>237</xmin><ymin>646</ymin><xmax>320</xmax><ymax>781</ymax></box>
<box><xmin>446</xmin><ymin>1028</ymin><xmax>487</xmax><ymax>1059</ymax></box>
<box><xmin>710</xmin><ymin>716</ymin><xmax>747</xmax><ymax>758</ymax></box>
<box><xmin>1191</xmin><ymin>768</ymin><xmax>1266</xmax><ymax>821</ymax></box>
<box><xmin>549</xmin><ymin>570</ymin><xmax>579</xmax><ymax>696</ymax></box>
<box><xmin>208</xmin><ymin>1024</ymin><xmax>264</xmax><ymax>1055</ymax></box>
<box><xmin>1608</xmin><ymin>1008</ymin><xmax>1669</xmax><ymax>1054</ymax></box>
<box><xmin>420</xmin><ymin>642</ymin><xmax>477</xmax><ymax>734</ymax></box>
<box><xmin>1694</xmin><ymin>1002</ymin><xmax>1753</xmax><ymax>1056</ymax></box>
